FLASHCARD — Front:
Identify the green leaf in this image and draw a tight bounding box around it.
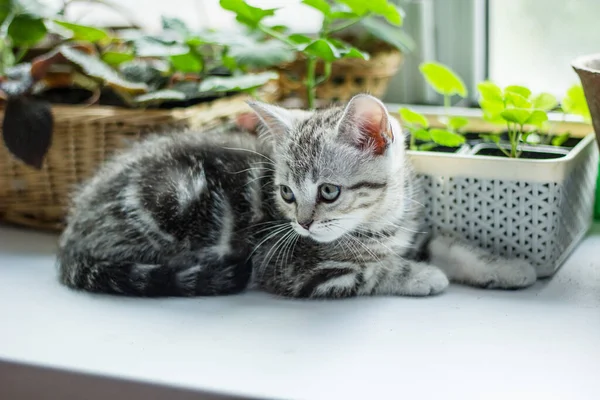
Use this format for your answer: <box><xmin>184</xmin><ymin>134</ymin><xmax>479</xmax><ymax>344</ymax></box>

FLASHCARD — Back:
<box><xmin>299</xmin><ymin>39</ymin><xmax>340</xmax><ymax>62</ymax></box>
<box><xmin>430</xmin><ymin>128</ymin><xmax>465</xmax><ymax>147</ymax></box>
<box><xmin>288</xmin><ymin>33</ymin><xmax>313</xmax><ymax>45</ymax></box>
<box><xmin>331</xmin><ymin>10</ymin><xmax>359</xmax><ymax>19</ymax></box>
<box><xmin>359</xmin><ymin>17</ymin><xmax>415</xmax><ymax>53</ymax></box>
<box><xmin>532</xmin><ymin>92</ymin><xmax>558</xmax><ymax>111</ymax></box>
<box><xmin>500</xmin><ymin>108</ymin><xmax>532</xmax><ymax>125</ymax></box>
<box><xmin>551</xmin><ymin>132</ymin><xmax>570</xmax><ymax>147</ymax></box>
<box><xmin>199</xmin><ymin>71</ymin><xmax>277</xmax><ymax>93</ymax></box>
<box><xmin>134</xmin><ymin>89</ymin><xmax>186</xmax><ymax>105</ymax></box>
<box><xmin>219</xmin><ymin>0</ymin><xmax>276</xmax><ymax>27</ymax></box>
<box><xmin>482</xmin><ymin>111</ymin><xmax>506</xmax><ymax>126</ymax></box>
<box><xmin>505</xmin><ymin>85</ymin><xmax>531</xmax><ymax>99</ymax></box>
<box><xmin>448</xmin><ymin>116</ymin><xmax>469</xmax><ymax>131</ymax></box>
<box><xmin>419</xmin><ymin>61</ymin><xmax>467</xmax><ymax>97</ymax></box>
<box><xmin>101</xmin><ymin>51</ymin><xmax>135</xmax><ymax>66</ymax></box>
<box><xmin>412</xmin><ymin>128</ymin><xmax>431</xmax><ymax>141</ymax></box>
<box><xmin>228</xmin><ymin>40</ymin><xmax>295</xmax><ymax>68</ymax></box>
<box><xmin>132</xmin><ymin>36</ymin><xmax>189</xmax><ymax>57</ymax></box>
<box><xmin>53</xmin><ymin>20</ymin><xmax>108</xmax><ymax>42</ymax></box>
<box><xmin>302</xmin><ymin>0</ymin><xmax>331</xmax><ymax>16</ymax></box>
<box><xmin>170</xmin><ymin>52</ymin><xmax>202</xmax><ymax>73</ymax></box>
<box><xmin>480</xmin><ymin>134</ymin><xmax>500</xmax><ymax>144</ymax></box>
<box><xmin>477</xmin><ymin>81</ymin><xmax>503</xmax><ymax>102</ymax></box>
<box><xmin>161</xmin><ymin>16</ymin><xmax>191</xmax><ymax>38</ymax></box>
<box><xmin>399</xmin><ymin>107</ymin><xmax>428</xmax><ymax>128</ymax></box>
<box><xmin>8</xmin><ymin>15</ymin><xmax>47</xmax><ymax>46</ymax></box>
<box><xmin>341</xmin><ymin>46</ymin><xmax>368</xmax><ymax>59</ymax></box>
<box><xmin>479</xmin><ymin>97</ymin><xmax>504</xmax><ymax>115</ymax></box>
<box><xmin>525</xmin><ymin>109</ymin><xmax>548</xmax><ymax>127</ymax></box>
<box><xmin>418</xmin><ymin>142</ymin><xmax>438</xmax><ymax>151</ymax></box>
<box><xmin>59</xmin><ymin>46</ymin><xmax>148</xmax><ymax>93</ymax></box>
<box><xmin>505</xmin><ymin>91</ymin><xmax>532</xmax><ymax>108</ymax></box>
<box><xmin>338</xmin><ymin>0</ymin><xmax>403</xmax><ymax>25</ymax></box>
<box><xmin>562</xmin><ymin>84</ymin><xmax>591</xmax><ymax>122</ymax></box>
<box><xmin>337</xmin><ymin>0</ymin><xmax>369</xmax><ymax>15</ymax></box>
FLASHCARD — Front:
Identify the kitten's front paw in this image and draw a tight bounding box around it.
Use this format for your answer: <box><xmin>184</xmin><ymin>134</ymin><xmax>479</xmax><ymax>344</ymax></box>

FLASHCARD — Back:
<box><xmin>404</xmin><ymin>266</ymin><xmax>449</xmax><ymax>296</ymax></box>
<box><xmin>484</xmin><ymin>259</ymin><xmax>537</xmax><ymax>289</ymax></box>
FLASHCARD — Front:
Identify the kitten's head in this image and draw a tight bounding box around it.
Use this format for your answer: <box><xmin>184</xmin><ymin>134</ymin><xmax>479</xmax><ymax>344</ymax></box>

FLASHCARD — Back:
<box><xmin>249</xmin><ymin>94</ymin><xmax>408</xmax><ymax>243</ymax></box>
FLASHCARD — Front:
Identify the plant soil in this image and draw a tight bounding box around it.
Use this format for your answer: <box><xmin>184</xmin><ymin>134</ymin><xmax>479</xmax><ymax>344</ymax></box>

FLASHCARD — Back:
<box><xmin>475</xmin><ymin>148</ymin><xmax>566</xmax><ymax>160</ymax></box>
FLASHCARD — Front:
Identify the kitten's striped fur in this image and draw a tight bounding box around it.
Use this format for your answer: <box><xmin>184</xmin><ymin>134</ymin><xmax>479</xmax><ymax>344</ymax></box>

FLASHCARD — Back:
<box><xmin>58</xmin><ymin>94</ymin><xmax>537</xmax><ymax>298</ymax></box>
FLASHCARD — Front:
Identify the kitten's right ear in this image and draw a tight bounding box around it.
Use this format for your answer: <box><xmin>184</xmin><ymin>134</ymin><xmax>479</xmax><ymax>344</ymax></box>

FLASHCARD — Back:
<box><xmin>247</xmin><ymin>101</ymin><xmax>295</xmax><ymax>136</ymax></box>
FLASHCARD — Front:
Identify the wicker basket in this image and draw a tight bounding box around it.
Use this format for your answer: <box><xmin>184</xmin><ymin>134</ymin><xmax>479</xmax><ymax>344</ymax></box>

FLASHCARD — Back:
<box><xmin>0</xmin><ymin>88</ymin><xmax>277</xmax><ymax>231</ymax></box>
<box><xmin>276</xmin><ymin>49</ymin><xmax>403</xmax><ymax>107</ymax></box>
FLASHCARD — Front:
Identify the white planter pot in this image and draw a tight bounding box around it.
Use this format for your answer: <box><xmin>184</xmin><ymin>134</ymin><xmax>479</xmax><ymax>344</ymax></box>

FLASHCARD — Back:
<box><xmin>408</xmin><ymin>134</ymin><xmax>598</xmax><ymax>277</ymax></box>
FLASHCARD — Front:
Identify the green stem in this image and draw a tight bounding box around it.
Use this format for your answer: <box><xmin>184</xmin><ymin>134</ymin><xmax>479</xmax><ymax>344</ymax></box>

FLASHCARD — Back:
<box><xmin>409</xmin><ymin>128</ymin><xmax>416</xmax><ymax>150</ymax></box>
<box><xmin>306</xmin><ymin>57</ymin><xmax>317</xmax><ymax>109</ymax></box>
<box><xmin>444</xmin><ymin>94</ymin><xmax>451</xmax><ymax>115</ymax></box>
<box><xmin>316</xmin><ymin>61</ymin><xmax>331</xmax><ymax>85</ymax></box>
<box><xmin>327</xmin><ymin>17</ymin><xmax>364</xmax><ymax>34</ymax></box>
<box><xmin>258</xmin><ymin>24</ymin><xmax>296</xmax><ymax>47</ymax></box>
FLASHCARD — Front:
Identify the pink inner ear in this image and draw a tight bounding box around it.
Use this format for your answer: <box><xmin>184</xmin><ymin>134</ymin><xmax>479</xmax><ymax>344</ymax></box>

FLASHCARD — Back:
<box><xmin>353</xmin><ymin>98</ymin><xmax>393</xmax><ymax>155</ymax></box>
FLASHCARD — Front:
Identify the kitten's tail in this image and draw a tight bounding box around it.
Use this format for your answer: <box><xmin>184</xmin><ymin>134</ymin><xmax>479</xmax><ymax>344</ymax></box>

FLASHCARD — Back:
<box><xmin>58</xmin><ymin>253</ymin><xmax>252</xmax><ymax>297</ymax></box>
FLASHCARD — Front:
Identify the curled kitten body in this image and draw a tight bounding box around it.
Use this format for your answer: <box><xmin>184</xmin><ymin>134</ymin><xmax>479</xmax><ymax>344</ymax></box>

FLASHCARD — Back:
<box><xmin>58</xmin><ymin>94</ymin><xmax>537</xmax><ymax>298</ymax></box>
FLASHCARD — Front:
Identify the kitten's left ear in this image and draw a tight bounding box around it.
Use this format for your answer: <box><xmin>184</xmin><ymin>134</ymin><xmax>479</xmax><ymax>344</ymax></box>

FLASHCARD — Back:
<box><xmin>337</xmin><ymin>94</ymin><xmax>394</xmax><ymax>155</ymax></box>
<box><xmin>247</xmin><ymin>101</ymin><xmax>296</xmax><ymax>137</ymax></box>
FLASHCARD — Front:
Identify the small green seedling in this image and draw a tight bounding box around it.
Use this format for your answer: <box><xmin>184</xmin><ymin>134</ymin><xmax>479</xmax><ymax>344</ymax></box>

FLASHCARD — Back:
<box><xmin>477</xmin><ymin>82</ymin><xmax>555</xmax><ymax>158</ymax></box>
<box><xmin>401</xmin><ymin>62</ymin><xmax>468</xmax><ymax>151</ymax></box>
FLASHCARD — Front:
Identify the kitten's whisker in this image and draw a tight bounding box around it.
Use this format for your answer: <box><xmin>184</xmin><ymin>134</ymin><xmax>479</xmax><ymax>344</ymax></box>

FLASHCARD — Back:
<box><xmin>222</xmin><ymin>147</ymin><xmax>275</xmax><ymax>163</ymax></box>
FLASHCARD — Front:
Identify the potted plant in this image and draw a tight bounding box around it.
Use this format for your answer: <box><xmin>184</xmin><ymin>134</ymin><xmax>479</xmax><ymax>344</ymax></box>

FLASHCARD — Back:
<box><xmin>397</xmin><ymin>62</ymin><xmax>597</xmax><ymax>277</ymax></box>
<box><xmin>0</xmin><ymin>2</ymin><xmax>280</xmax><ymax>230</ymax></box>
<box><xmin>219</xmin><ymin>0</ymin><xmax>414</xmax><ymax>109</ymax></box>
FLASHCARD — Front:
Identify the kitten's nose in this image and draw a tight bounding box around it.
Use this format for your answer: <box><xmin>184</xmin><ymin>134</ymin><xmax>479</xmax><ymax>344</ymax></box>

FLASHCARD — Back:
<box><xmin>298</xmin><ymin>219</ymin><xmax>314</xmax><ymax>230</ymax></box>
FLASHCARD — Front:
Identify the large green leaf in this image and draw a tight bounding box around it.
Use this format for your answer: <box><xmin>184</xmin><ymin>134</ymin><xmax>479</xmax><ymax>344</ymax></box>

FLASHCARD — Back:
<box><xmin>562</xmin><ymin>84</ymin><xmax>591</xmax><ymax>121</ymax></box>
<box><xmin>54</xmin><ymin>20</ymin><xmax>108</xmax><ymax>42</ymax></box>
<box><xmin>170</xmin><ymin>52</ymin><xmax>202</xmax><ymax>73</ymax></box>
<box><xmin>228</xmin><ymin>40</ymin><xmax>295</xmax><ymax>68</ymax></box>
<box><xmin>59</xmin><ymin>46</ymin><xmax>148</xmax><ymax>93</ymax></box>
<box><xmin>500</xmin><ymin>108</ymin><xmax>531</xmax><ymax>125</ymax></box>
<box><xmin>430</xmin><ymin>128</ymin><xmax>465</xmax><ymax>147</ymax></box>
<box><xmin>132</xmin><ymin>36</ymin><xmax>189</xmax><ymax>57</ymax></box>
<box><xmin>419</xmin><ymin>62</ymin><xmax>467</xmax><ymax>97</ymax></box>
<box><xmin>8</xmin><ymin>15</ymin><xmax>47</xmax><ymax>46</ymax></box>
<box><xmin>199</xmin><ymin>71</ymin><xmax>277</xmax><ymax>93</ymax></box>
<box><xmin>359</xmin><ymin>17</ymin><xmax>415</xmax><ymax>53</ymax></box>
<box><xmin>532</xmin><ymin>92</ymin><xmax>558</xmax><ymax>111</ymax></box>
<box><xmin>302</xmin><ymin>0</ymin><xmax>331</xmax><ymax>16</ymax></box>
<box><xmin>399</xmin><ymin>107</ymin><xmax>428</xmax><ymax>128</ymax></box>
<box><xmin>219</xmin><ymin>0</ymin><xmax>276</xmax><ymax>27</ymax></box>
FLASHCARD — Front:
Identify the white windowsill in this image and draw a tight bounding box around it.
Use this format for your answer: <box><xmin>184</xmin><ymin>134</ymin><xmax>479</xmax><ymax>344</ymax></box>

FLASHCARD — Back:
<box><xmin>0</xmin><ymin>223</ymin><xmax>599</xmax><ymax>399</ymax></box>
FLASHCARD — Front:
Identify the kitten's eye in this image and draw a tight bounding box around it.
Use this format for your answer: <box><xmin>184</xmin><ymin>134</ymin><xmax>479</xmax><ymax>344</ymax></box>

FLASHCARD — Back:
<box><xmin>319</xmin><ymin>184</ymin><xmax>341</xmax><ymax>203</ymax></box>
<box><xmin>280</xmin><ymin>185</ymin><xmax>295</xmax><ymax>203</ymax></box>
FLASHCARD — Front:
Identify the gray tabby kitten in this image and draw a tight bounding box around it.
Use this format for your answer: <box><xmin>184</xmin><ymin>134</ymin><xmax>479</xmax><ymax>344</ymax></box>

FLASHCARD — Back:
<box><xmin>58</xmin><ymin>94</ymin><xmax>537</xmax><ymax>298</ymax></box>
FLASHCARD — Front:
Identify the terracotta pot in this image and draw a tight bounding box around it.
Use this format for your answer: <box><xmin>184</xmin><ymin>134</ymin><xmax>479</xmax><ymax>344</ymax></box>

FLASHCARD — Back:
<box><xmin>572</xmin><ymin>54</ymin><xmax>600</xmax><ymax>148</ymax></box>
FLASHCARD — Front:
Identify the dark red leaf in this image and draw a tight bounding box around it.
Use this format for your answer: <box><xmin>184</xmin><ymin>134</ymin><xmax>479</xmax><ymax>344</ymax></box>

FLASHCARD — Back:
<box><xmin>2</xmin><ymin>96</ymin><xmax>54</xmax><ymax>169</ymax></box>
